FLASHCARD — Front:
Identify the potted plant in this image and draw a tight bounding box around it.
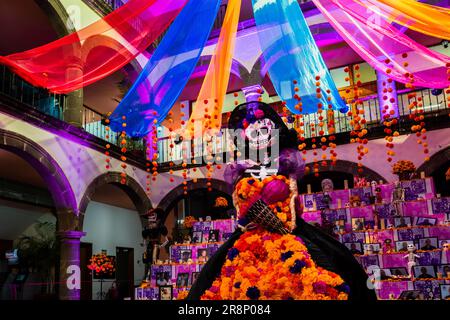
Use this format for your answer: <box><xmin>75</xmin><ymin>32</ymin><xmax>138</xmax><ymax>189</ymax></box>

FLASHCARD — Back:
<box><xmin>15</xmin><ymin>221</ymin><xmax>58</xmax><ymax>299</ymax></box>
<box><xmin>392</xmin><ymin>160</ymin><xmax>416</xmax><ymax>181</ymax></box>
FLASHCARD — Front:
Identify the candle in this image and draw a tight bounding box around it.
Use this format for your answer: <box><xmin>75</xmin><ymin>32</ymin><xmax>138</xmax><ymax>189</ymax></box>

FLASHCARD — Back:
<box><xmin>344</xmin><ymin>180</ymin><xmax>349</xmax><ymax>189</ymax></box>
<box><xmin>307</xmin><ymin>184</ymin><xmax>312</xmax><ymax>194</ymax></box>
<box><xmin>337</xmin><ymin>199</ymin><xmax>342</xmax><ymax>208</ymax></box>
<box><xmin>420</xmin><ymin>171</ymin><xmax>425</xmax><ymax>179</ymax></box>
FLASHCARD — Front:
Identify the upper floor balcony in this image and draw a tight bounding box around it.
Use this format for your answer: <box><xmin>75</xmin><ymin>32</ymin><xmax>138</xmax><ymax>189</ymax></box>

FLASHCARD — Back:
<box><xmin>1</xmin><ymin>63</ymin><xmax>449</xmax><ymax>172</ymax></box>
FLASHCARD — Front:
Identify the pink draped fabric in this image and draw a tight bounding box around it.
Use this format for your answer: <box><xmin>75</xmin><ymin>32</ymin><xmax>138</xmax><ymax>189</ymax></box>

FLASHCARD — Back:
<box><xmin>313</xmin><ymin>0</ymin><xmax>450</xmax><ymax>88</ymax></box>
<box><xmin>0</xmin><ymin>0</ymin><xmax>187</xmax><ymax>94</ymax></box>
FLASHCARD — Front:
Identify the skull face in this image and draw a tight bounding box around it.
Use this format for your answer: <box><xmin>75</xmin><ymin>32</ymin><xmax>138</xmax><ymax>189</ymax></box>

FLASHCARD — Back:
<box><xmin>407</xmin><ymin>244</ymin><xmax>416</xmax><ymax>252</ymax></box>
<box><xmin>244</xmin><ymin>118</ymin><xmax>275</xmax><ymax>150</ymax></box>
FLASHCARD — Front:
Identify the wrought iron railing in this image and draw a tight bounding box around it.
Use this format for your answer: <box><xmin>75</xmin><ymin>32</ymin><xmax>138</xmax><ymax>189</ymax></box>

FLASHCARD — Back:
<box><xmin>156</xmin><ymin>88</ymin><xmax>449</xmax><ymax>164</ymax></box>
<box><xmin>82</xmin><ymin>104</ymin><xmax>146</xmax><ymax>152</ymax></box>
<box><xmin>0</xmin><ymin>65</ymin><xmax>66</xmax><ymax>120</ymax></box>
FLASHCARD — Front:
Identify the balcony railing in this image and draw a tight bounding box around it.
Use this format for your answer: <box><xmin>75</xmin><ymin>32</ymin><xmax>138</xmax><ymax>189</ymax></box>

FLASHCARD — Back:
<box><xmin>156</xmin><ymin>87</ymin><xmax>449</xmax><ymax>164</ymax></box>
<box><xmin>0</xmin><ymin>65</ymin><xmax>66</xmax><ymax>120</ymax></box>
<box><xmin>0</xmin><ymin>65</ymin><xmax>145</xmax><ymax>155</ymax></box>
<box><xmin>1</xmin><ymin>63</ymin><xmax>449</xmax><ymax>169</ymax></box>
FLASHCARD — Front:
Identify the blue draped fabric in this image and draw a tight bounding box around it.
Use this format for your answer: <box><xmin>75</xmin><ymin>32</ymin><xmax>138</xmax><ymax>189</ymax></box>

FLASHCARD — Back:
<box><xmin>110</xmin><ymin>0</ymin><xmax>221</xmax><ymax>137</ymax></box>
<box><xmin>251</xmin><ymin>0</ymin><xmax>348</xmax><ymax>114</ymax></box>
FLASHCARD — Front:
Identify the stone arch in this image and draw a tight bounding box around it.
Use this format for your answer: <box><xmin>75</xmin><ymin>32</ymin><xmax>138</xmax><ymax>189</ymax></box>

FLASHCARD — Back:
<box><xmin>78</xmin><ymin>171</ymin><xmax>152</xmax><ymax>230</ymax></box>
<box><xmin>416</xmin><ymin>146</ymin><xmax>450</xmax><ymax>177</ymax></box>
<box><xmin>302</xmin><ymin>160</ymin><xmax>387</xmax><ymax>183</ymax></box>
<box><xmin>0</xmin><ymin>128</ymin><xmax>78</xmax><ymax>231</ymax></box>
<box><xmin>156</xmin><ymin>178</ymin><xmax>232</xmax><ymax>223</ymax></box>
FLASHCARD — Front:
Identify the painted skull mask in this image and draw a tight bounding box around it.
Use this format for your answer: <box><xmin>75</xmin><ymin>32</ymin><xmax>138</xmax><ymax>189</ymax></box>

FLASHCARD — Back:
<box><xmin>244</xmin><ymin>118</ymin><xmax>275</xmax><ymax>150</ymax></box>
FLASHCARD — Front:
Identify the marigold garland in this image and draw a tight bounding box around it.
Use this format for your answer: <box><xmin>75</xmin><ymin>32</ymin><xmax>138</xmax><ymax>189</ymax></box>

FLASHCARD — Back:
<box><xmin>201</xmin><ymin>229</ymin><xmax>349</xmax><ymax>300</ymax></box>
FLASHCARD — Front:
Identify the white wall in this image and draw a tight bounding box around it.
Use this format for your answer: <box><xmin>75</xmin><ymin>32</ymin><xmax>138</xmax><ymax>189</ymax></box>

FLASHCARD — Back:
<box><xmin>81</xmin><ymin>201</ymin><xmax>144</xmax><ymax>300</ymax></box>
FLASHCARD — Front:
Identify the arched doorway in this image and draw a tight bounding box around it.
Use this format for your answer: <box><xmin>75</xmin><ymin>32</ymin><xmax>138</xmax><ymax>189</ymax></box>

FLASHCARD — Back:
<box><xmin>78</xmin><ymin>172</ymin><xmax>151</xmax><ymax>300</ymax></box>
<box><xmin>417</xmin><ymin>147</ymin><xmax>450</xmax><ymax>197</ymax></box>
<box><xmin>299</xmin><ymin>160</ymin><xmax>387</xmax><ymax>193</ymax></box>
<box><xmin>155</xmin><ymin>179</ymin><xmax>232</xmax><ymax>248</ymax></box>
<box><xmin>0</xmin><ymin>129</ymin><xmax>78</xmax><ymax>300</ymax></box>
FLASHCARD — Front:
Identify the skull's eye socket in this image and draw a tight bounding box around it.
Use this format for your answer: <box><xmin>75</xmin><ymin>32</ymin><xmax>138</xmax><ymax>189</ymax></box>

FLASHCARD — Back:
<box><xmin>249</xmin><ymin>130</ymin><xmax>258</xmax><ymax>139</ymax></box>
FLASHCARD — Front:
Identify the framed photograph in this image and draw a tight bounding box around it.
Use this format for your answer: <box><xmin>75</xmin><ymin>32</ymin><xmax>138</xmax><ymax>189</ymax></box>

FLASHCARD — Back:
<box><xmin>180</xmin><ymin>249</ymin><xmax>192</xmax><ymax>263</ymax></box>
<box><xmin>419</xmin><ymin>237</ymin><xmax>438</xmax><ymax>251</ymax></box>
<box><xmin>197</xmin><ymin>248</ymin><xmax>209</xmax><ymax>263</ymax></box>
<box><xmin>344</xmin><ymin>242</ymin><xmax>363</xmax><ymax>255</ymax></box>
<box><xmin>208</xmin><ymin>229</ymin><xmax>219</xmax><ymax>243</ymax></box>
<box><xmin>201</xmin><ymin>231</ymin><xmax>209</xmax><ymax>243</ymax></box>
<box><xmin>398</xmin><ymin>290</ymin><xmax>422</xmax><ymax>300</ymax></box>
<box><xmin>363</xmin><ymin>243</ymin><xmax>381</xmax><ymax>254</ymax></box>
<box><xmin>394</xmin><ymin>216</ymin><xmax>411</xmax><ymax>228</ymax></box>
<box><xmin>439</xmin><ymin>239</ymin><xmax>450</xmax><ymax>249</ymax></box>
<box><xmin>159</xmin><ymin>286</ymin><xmax>173</xmax><ymax>300</ymax></box>
<box><xmin>389</xmin><ymin>267</ymin><xmax>409</xmax><ymax>277</ymax></box>
<box><xmin>397</xmin><ymin>228</ymin><xmax>425</xmax><ymax>241</ymax></box>
<box><xmin>191</xmin><ymin>272</ymin><xmax>200</xmax><ymax>285</ymax></box>
<box><xmin>155</xmin><ymin>272</ymin><xmax>171</xmax><ymax>286</ymax></box>
<box><xmin>351</xmin><ymin>217</ymin><xmax>365</xmax><ymax>231</ymax></box>
<box><xmin>333</xmin><ymin>219</ymin><xmax>346</xmax><ymax>234</ymax></box>
<box><xmin>413</xmin><ymin>266</ymin><xmax>436</xmax><ymax>279</ymax></box>
<box><xmin>176</xmin><ymin>272</ymin><xmax>190</xmax><ymax>287</ymax></box>
<box><xmin>440</xmin><ymin>284</ymin><xmax>450</xmax><ymax>300</ymax></box>
<box><xmin>437</xmin><ymin>264</ymin><xmax>450</xmax><ymax>278</ymax></box>
<box><xmin>395</xmin><ymin>240</ymin><xmax>414</xmax><ymax>252</ymax></box>
<box><xmin>359</xmin><ymin>255</ymin><xmax>379</xmax><ymax>270</ymax></box>
<box><xmin>378</xmin><ymin>268</ymin><xmax>393</xmax><ymax>280</ymax></box>
<box><xmin>415</xmin><ymin>217</ymin><xmax>437</xmax><ymax>227</ymax></box>
<box><xmin>192</xmin><ymin>231</ymin><xmax>203</xmax><ymax>243</ymax></box>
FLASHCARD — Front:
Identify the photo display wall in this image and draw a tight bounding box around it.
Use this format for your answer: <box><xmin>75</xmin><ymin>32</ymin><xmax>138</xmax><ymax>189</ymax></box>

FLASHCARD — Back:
<box><xmin>301</xmin><ymin>178</ymin><xmax>450</xmax><ymax>300</ymax></box>
<box><xmin>136</xmin><ymin>219</ymin><xmax>237</xmax><ymax>300</ymax></box>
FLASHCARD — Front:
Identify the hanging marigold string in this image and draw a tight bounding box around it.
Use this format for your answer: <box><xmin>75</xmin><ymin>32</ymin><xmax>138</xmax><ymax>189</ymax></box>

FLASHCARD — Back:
<box><xmin>119</xmin><ymin>116</ymin><xmax>128</xmax><ymax>185</ymax></box>
<box><xmin>104</xmin><ymin>112</ymin><xmax>112</xmax><ymax>170</ymax></box>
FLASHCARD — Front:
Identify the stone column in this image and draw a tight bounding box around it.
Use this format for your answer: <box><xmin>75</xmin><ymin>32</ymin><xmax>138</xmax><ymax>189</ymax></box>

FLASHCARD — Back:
<box><xmin>63</xmin><ymin>62</ymin><xmax>84</xmax><ymax>127</ymax></box>
<box><xmin>58</xmin><ymin>230</ymin><xmax>85</xmax><ymax>300</ymax></box>
<box><xmin>376</xmin><ymin>70</ymin><xmax>399</xmax><ymax>120</ymax></box>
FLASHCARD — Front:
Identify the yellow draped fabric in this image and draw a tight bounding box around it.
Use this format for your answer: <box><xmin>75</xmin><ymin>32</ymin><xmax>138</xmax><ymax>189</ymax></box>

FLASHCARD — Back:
<box><xmin>368</xmin><ymin>0</ymin><xmax>450</xmax><ymax>39</ymax></box>
<box><xmin>185</xmin><ymin>0</ymin><xmax>241</xmax><ymax>139</ymax></box>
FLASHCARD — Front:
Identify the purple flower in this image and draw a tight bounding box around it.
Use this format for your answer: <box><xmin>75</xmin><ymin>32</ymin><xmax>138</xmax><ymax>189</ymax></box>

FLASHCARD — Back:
<box><xmin>227</xmin><ymin>248</ymin><xmax>239</xmax><ymax>261</ymax></box>
<box><xmin>313</xmin><ymin>281</ymin><xmax>328</xmax><ymax>294</ymax></box>
<box><xmin>224</xmin><ymin>266</ymin><xmax>236</xmax><ymax>277</ymax></box>
<box><xmin>246</xmin><ymin>286</ymin><xmax>260</xmax><ymax>300</ymax></box>
<box><xmin>336</xmin><ymin>283</ymin><xmax>350</xmax><ymax>294</ymax></box>
<box><xmin>210</xmin><ymin>286</ymin><xmax>219</xmax><ymax>294</ymax></box>
<box><xmin>289</xmin><ymin>259</ymin><xmax>306</xmax><ymax>274</ymax></box>
<box><xmin>281</xmin><ymin>251</ymin><xmax>294</xmax><ymax>262</ymax></box>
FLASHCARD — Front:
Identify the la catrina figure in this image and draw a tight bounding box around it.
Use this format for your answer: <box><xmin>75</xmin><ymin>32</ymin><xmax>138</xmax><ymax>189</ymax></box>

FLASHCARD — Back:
<box><xmin>187</xmin><ymin>102</ymin><xmax>376</xmax><ymax>300</ymax></box>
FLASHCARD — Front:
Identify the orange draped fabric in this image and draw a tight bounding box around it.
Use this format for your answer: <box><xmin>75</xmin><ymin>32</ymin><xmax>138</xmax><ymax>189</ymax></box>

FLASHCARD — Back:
<box><xmin>0</xmin><ymin>0</ymin><xmax>187</xmax><ymax>94</ymax></box>
<box><xmin>363</xmin><ymin>0</ymin><xmax>450</xmax><ymax>39</ymax></box>
<box><xmin>185</xmin><ymin>0</ymin><xmax>241</xmax><ymax>139</ymax></box>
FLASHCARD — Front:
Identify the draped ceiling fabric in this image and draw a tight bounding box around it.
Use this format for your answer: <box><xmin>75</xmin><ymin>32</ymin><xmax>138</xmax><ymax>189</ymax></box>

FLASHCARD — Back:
<box><xmin>0</xmin><ymin>0</ymin><xmax>188</xmax><ymax>94</ymax></box>
<box><xmin>109</xmin><ymin>0</ymin><xmax>221</xmax><ymax>137</ymax></box>
<box><xmin>251</xmin><ymin>0</ymin><xmax>348</xmax><ymax>115</ymax></box>
<box><xmin>186</xmin><ymin>0</ymin><xmax>242</xmax><ymax>138</ymax></box>
<box><xmin>369</xmin><ymin>0</ymin><xmax>450</xmax><ymax>39</ymax></box>
<box><xmin>314</xmin><ymin>0</ymin><xmax>450</xmax><ymax>89</ymax></box>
